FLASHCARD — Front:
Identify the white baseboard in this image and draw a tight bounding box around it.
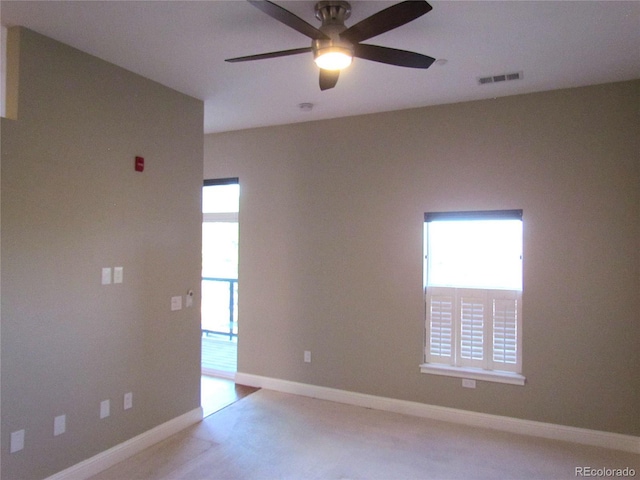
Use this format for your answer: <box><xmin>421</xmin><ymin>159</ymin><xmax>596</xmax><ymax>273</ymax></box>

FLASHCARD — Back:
<box><xmin>45</xmin><ymin>407</ymin><xmax>203</xmax><ymax>480</ymax></box>
<box><xmin>235</xmin><ymin>372</ymin><xmax>639</xmax><ymax>455</ymax></box>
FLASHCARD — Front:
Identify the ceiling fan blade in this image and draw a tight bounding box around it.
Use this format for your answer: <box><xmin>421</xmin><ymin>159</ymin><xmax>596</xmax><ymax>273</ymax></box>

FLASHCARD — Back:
<box><xmin>354</xmin><ymin>44</ymin><xmax>435</xmax><ymax>69</ymax></box>
<box><xmin>248</xmin><ymin>0</ymin><xmax>329</xmax><ymax>40</ymax></box>
<box><xmin>319</xmin><ymin>69</ymin><xmax>339</xmax><ymax>91</ymax></box>
<box><xmin>226</xmin><ymin>47</ymin><xmax>312</xmax><ymax>63</ymax></box>
<box><xmin>341</xmin><ymin>1</ymin><xmax>432</xmax><ymax>44</ymax></box>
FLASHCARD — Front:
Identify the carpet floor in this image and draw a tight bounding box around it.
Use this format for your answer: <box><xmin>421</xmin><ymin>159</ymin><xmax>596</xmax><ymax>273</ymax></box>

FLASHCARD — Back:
<box><xmin>91</xmin><ymin>390</ymin><xmax>639</xmax><ymax>480</ymax></box>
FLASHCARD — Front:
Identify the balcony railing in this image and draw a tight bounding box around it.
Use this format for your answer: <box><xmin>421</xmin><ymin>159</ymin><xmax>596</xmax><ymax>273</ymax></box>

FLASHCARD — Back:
<box><xmin>201</xmin><ymin>277</ymin><xmax>238</xmax><ymax>340</ymax></box>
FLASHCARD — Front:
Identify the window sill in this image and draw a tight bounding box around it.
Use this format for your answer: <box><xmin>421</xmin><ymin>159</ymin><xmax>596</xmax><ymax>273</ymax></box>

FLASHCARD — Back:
<box><xmin>420</xmin><ymin>363</ymin><xmax>526</xmax><ymax>386</ymax></box>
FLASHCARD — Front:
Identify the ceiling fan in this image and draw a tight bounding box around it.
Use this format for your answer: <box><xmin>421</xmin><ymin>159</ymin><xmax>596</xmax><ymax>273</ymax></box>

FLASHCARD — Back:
<box><xmin>226</xmin><ymin>0</ymin><xmax>436</xmax><ymax>91</ymax></box>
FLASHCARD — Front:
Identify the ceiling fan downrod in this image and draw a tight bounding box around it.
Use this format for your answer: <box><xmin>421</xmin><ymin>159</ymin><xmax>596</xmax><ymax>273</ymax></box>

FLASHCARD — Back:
<box><xmin>315</xmin><ymin>1</ymin><xmax>351</xmax><ymax>25</ymax></box>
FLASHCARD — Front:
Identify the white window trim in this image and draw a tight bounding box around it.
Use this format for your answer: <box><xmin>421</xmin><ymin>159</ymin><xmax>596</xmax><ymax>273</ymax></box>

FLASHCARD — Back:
<box><xmin>422</xmin><ymin>210</ymin><xmax>525</xmax><ymax>386</ymax></box>
<box><xmin>1</xmin><ymin>25</ymin><xmax>7</xmax><ymax>118</ymax></box>
<box><xmin>420</xmin><ymin>363</ymin><xmax>526</xmax><ymax>386</ymax></box>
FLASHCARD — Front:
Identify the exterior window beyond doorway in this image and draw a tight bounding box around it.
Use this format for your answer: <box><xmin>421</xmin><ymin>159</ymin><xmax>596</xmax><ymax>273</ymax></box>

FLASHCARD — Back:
<box><xmin>421</xmin><ymin>210</ymin><xmax>525</xmax><ymax>386</ymax></box>
<box><xmin>202</xmin><ymin>178</ymin><xmax>239</xmax><ymax>377</ymax></box>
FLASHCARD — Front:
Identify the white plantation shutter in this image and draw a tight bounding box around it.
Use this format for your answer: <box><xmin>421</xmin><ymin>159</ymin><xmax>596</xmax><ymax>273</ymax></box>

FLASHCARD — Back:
<box><xmin>459</xmin><ymin>292</ymin><xmax>485</xmax><ymax>367</ymax></box>
<box><xmin>427</xmin><ymin>288</ymin><xmax>454</xmax><ymax>362</ymax></box>
<box><xmin>426</xmin><ymin>287</ymin><xmax>522</xmax><ymax>372</ymax></box>
<box><xmin>491</xmin><ymin>290</ymin><xmax>520</xmax><ymax>372</ymax></box>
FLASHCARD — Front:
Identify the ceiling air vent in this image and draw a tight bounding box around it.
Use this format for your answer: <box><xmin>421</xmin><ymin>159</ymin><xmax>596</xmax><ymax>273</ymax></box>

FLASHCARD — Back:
<box><xmin>478</xmin><ymin>71</ymin><xmax>523</xmax><ymax>85</ymax></box>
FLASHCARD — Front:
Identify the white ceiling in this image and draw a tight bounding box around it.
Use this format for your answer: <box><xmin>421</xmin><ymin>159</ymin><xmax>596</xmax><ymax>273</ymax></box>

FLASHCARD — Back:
<box><xmin>1</xmin><ymin>0</ymin><xmax>639</xmax><ymax>134</ymax></box>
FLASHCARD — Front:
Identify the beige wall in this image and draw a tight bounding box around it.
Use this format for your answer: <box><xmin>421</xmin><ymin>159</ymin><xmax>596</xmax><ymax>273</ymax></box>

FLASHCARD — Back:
<box><xmin>1</xmin><ymin>28</ymin><xmax>203</xmax><ymax>479</ymax></box>
<box><xmin>204</xmin><ymin>80</ymin><xmax>639</xmax><ymax>436</ymax></box>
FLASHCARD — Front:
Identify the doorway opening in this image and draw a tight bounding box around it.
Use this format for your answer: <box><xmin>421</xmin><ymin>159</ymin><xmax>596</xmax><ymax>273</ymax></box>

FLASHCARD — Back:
<box><xmin>201</xmin><ymin>178</ymin><xmax>239</xmax><ymax>379</ymax></box>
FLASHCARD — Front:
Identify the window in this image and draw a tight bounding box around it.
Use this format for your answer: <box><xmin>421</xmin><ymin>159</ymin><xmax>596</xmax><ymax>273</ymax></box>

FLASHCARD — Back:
<box><xmin>421</xmin><ymin>210</ymin><xmax>525</xmax><ymax>385</ymax></box>
<box><xmin>201</xmin><ymin>178</ymin><xmax>240</xmax><ymax>375</ymax></box>
<box><xmin>1</xmin><ymin>25</ymin><xmax>8</xmax><ymax>118</ymax></box>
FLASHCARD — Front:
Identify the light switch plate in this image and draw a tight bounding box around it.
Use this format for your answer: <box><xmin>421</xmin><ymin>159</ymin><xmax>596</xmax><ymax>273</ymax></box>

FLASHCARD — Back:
<box><xmin>100</xmin><ymin>399</ymin><xmax>110</xmax><ymax>419</ymax></box>
<box><xmin>101</xmin><ymin>267</ymin><xmax>112</xmax><ymax>285</ymax></box>
<box><xmin>171</xmin><ymin>296</ymin><xmax>182</xmax><ymax>311</ymax></box>
<box><xmin>10</xmin><ymin>430</ymin><xmax>25</xmax><ymax>453</ymax></box>
<box><xmin>114</xmin><ymin>266</ymin><xmax>123</xmax><ymax>284</ymax></box>
<box><xmin>124</xmin><ymin>392</ymin><xmax>133</xmax><ymax>410</ymax></box>
<box><xmin>54</xmin><ymin>415</ymin><xmax>66</xmax><ymax>436</ymax></box>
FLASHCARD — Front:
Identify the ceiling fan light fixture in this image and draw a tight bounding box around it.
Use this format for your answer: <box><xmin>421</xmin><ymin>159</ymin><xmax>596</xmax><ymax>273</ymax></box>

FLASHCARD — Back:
<box><xmin>314</xmin><ymin>47</ymin><xmax>353</xmax><ymax>70</ymax></box>
<box><xmin>227</xmin><ymin>0</ymin><xmax>436</xmax><ymax>90</ymax></box>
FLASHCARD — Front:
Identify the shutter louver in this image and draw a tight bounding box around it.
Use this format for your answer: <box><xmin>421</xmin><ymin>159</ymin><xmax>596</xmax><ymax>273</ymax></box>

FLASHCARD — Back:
<box><xmin>429</xmin><ymin>295</ymin><xmax>453</xmax><ymax>359</ymax></box>
<box><xmin>493</xmin><ymin>297</ymin><xmax>518</xmax><ymax>365</ymax></box>
<box><xmin>460</xmin><ymin>297</ymin><xmax>484</xmax><ymax>362</ymax></box>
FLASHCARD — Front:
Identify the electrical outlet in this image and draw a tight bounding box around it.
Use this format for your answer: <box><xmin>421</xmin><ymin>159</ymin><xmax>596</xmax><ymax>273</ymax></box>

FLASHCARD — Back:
<box><xmin>124</xmin><ymin>392</ymin><xmax>133</xmax><ymax>410</ymax></box>
<box><xmin>100</xmin><ymin>399</ymin><xmax>110</xmax><ymax>419</ymax></box>
<box><xmin>54</xmin><ymin>415</ymin><xmax>66</xmax><ymax>436</ymax></box>
<box><xmin>462</xmin><ymin>379</ymin><xmax>476</xmax><ymax>389</ymax></box>
<box><xmin>304</xmin><ymin>350</ymin><xmax>311</xmax><ymax>363</ymax></box>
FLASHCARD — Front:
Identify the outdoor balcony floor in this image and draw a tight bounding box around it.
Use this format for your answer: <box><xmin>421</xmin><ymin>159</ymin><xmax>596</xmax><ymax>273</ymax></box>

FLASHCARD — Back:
<box><xmin>201</xmin><ymin>334</ymin><xmax>237</xmax><ymax>375</ymax></box>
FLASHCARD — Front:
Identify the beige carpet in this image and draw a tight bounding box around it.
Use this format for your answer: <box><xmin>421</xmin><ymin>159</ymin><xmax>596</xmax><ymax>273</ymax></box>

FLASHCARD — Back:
<box><xmin>91</xmin><ymin>390</ymin><xmax>639</xmax><ymax>480</ymax></box>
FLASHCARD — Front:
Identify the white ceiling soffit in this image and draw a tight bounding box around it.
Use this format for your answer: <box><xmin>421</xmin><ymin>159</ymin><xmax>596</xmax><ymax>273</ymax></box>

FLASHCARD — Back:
<box><xmin>1</xmin><ymin>1</ymin><xmax>639</xmax><ymax>134</ymax></box>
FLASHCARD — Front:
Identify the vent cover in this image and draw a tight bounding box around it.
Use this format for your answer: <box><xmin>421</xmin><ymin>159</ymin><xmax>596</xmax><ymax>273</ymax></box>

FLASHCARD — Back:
<box><xmin>478</xmin><ymin>71</ymin><xmax>523</xmax><ymax>85</ymax></box>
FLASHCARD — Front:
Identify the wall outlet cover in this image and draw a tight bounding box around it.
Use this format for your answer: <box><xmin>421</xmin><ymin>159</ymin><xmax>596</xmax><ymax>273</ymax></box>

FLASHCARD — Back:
<box><xmin>462</xmin><ymin>379</ymin><xmax>477</xmax><ymax>389</ymax></box>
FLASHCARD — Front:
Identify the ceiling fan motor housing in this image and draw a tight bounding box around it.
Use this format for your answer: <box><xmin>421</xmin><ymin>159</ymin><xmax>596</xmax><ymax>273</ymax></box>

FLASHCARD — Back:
<box><xmin>313</xmin><ymin>1</ymin><xmax>354</xmax><ymax>67</ymax></box>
